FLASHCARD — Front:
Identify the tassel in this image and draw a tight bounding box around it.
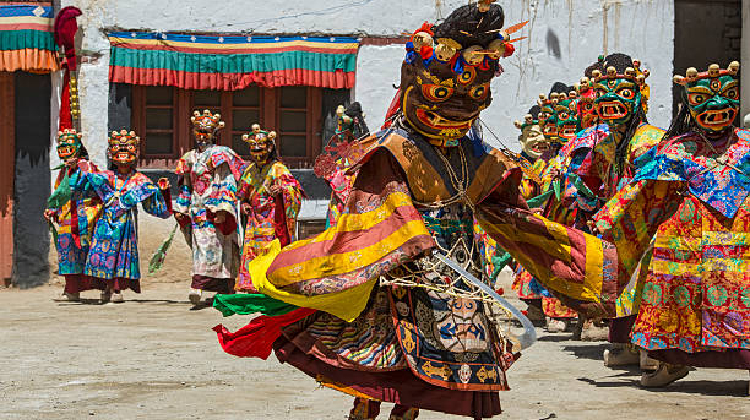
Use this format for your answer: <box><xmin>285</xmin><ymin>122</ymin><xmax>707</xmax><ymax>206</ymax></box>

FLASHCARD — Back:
<box><xmin>148</xmin><ymin>222</ymin><xmax>179</xmax><ymax>273</ymax></box>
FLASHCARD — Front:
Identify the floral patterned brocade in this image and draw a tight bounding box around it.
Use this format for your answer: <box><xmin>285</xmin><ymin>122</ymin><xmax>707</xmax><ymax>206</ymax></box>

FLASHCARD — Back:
<box><xmin>236</xmin><ymin>161</ymin><xmax>303</xmax><ymax>292</ymax></box>
<box><xmin>632</xmin><ymin>195</ymin><xmax>750</xmax><ymax>352</ymax></box>
<box><xmin>84</xmin><ymin>171</ymin><xmax>171</xmax><ymax>280</ymax></box>
<box><xmin>175</xmin><ymin>146</ymin><xmax>244</xmax><ymax>279</ymax></box>
<box><xmin>50</xmin><ymin>160</ymin><xmax>103</xmax><ymax>275</ymax></box>
<box><xmin>596</xmin><ymin>129</ymin><xmax>750</xmax><ymax>352</ymax></box>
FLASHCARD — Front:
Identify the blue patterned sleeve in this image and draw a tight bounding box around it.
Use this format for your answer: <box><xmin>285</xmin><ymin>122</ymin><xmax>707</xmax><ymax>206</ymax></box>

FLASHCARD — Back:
<box><xmin>141</xmin><ymin>188</ymin><xmax>172</xmax><ymax>219</ymax></box>
<box><xmin>83</xmin><ymin>171</ymin><xmax>115</xmax><ymax>201</ymax></box>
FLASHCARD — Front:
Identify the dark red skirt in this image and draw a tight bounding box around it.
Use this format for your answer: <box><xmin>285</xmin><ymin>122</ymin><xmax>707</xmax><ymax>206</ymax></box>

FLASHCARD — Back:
<box><xmin>648</xmin><ymin>349</ymin><xmax>750</xmax><ymax>370</ymax></box>
<box><xmin>104</xmin><ymin>277</ymin><xmax>141</xmax><ymax>293</ymax></box>
<box><xmin>609</xmin><ymin>315</ymin><xmax>637</xmax><ymax>344</ymax></box>
<box><xmin>273</xmin><ymin>336</ymin><xmax>503</xmax><ymax>419</ymax></box>
<box><xmin>63</xmin><ymin>274</ymin><xmax>105</xmax><ymax>294</ymax></box>
<box><xmin>190</xmin><ymin>275</ymin><xmax>234</xmax><ymax>293</ymax></box>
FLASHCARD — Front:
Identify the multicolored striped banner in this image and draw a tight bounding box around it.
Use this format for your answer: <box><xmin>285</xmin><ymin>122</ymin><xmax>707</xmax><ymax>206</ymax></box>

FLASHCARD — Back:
<box><xmin>0</xmin><ymin>1</ymin><xmax>58</xmax><ymax>72</ymax></box>
<box><xmin>108</xmin><ymin>32</ymin><xmax>359</xmax><ymax>91</ymax></box>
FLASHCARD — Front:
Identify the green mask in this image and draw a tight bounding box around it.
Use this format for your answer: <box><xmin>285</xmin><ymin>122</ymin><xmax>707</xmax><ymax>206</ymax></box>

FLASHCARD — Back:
<box><xmin>554</xmin><ymin>98</ymin><xmax>579</xmax><ymax>142</ymax></box>
<box><xmin>594</xmin><ymin>78</ymin><xmax>641</xmax><ymax>127</ymax></box>
<box><xmin>684</xmin><ymin>75</ymin><xmax>739</xmax><ymax>133</ymax></box>
<box><xmin>57</xmin><ymin>130</ymin><xmax>83</xmax><ymax>161</ymax></box>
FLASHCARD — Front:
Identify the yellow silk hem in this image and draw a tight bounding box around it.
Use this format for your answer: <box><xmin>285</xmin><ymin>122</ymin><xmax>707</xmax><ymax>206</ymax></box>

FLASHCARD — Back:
<box><xmin>281</xmin><ymin>191</ymin><xmax>413</xmax><ymax>253</ymax></box>
<box><xmin>270</xmin><ymin>219</ymin><xmax>428</xmax><ymax>286</ymax></box>
<box><xmin>250</xmin><ymin>240</ymin><xmax>376</xmax><ymax>322</ymax></box>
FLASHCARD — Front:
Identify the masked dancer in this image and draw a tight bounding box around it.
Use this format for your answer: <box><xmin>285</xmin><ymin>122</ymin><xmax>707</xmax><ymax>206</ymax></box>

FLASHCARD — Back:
<box><xmin>45</xmin><ymin>130</ymin><xmax>103</xmax><ymax>301</ymax></box>
<box><xmin>81</xmin><ymin>130</ymin><xmax>172</xmax><ymax>303</ymax></box>
<box><xmin>174</xmin><ymin>110</ymin><xmax>245</xmax><ymax>305</ymax></box>
<box><xmin>595</xmin><ymin>61</ymin><xmax>750</xmax><ymax>389</ymax></box>
<box><xmin>214</xmin><ymin>3</ymin><xmax>621</xmax><ymax>418</ymax></box>
<box><xmin>235</xmin><ymin>125</ymin><xmax>304</xmax><ymax>292</ymax></box>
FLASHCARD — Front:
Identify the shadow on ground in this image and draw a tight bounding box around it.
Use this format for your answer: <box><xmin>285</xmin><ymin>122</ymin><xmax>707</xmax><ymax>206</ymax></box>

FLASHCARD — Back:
<box><xmin>577</xmin><ymin>377</ymin><xmax>748</xmax><ymax>397</ymax></box>
<box><xmin>561</xmin><ymin>342</ymin><xmax>608</xmax><ymax>361</ymax></box>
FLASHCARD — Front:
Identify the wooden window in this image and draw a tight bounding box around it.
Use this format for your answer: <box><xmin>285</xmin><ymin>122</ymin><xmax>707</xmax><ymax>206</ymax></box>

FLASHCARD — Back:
<box><xmin>132</xmin><ymin>85</ymin><xmax>323</xmax><ymax>169</ymax></box>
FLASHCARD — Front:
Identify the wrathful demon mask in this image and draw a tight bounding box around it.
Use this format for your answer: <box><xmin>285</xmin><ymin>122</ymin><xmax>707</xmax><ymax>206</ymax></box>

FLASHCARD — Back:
<box><xmin>57</xmin><ymin>129</ymin><xmax>83</xmax><ymax>161</ymax></box>
<box><xmin>243</xmin><ymin>124</ymin><xmax>277</xmax><ymax>165</ymax></box>
<box><xmin>400</xmin><ymin>4</ymin><xmax>525</xmax><ymax>145</ymax></box>
<box><xmin>514</xmin><ymin>105</ymin><xmax>548</xmax><ymax>160</ymax></box>
<box><xmin>673</xmin><ymin>62</ymin><xmax>740</xmax><ymax>134</ymax></box>
<box><xmin>108</xmin><ymin>130</ymin><xmax>140</xmax><ymax>166</ymax></box>
<box><xmin>575</xmin><ymin>77</ymin><xmax>598</xmax><ymax>130</ymax></box>
<box><xmin>587</xmin><ymin>54</ymin><xmax>650</xmax><ymax>129</ymax></box>
<box><xmin>538</xmin><ymin>84</ymin><xmax>579</xmax><ymax>144</ymax></box>
<box><xmin>191</xmin><ymin>109</ymin><xmax>225</xmax><ymax>149</ymax></box>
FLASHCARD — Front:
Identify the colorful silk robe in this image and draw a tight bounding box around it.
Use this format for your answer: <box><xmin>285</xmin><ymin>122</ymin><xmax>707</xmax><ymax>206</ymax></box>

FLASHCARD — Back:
<box><xmin>236</xmin><ymin>160</ymin><xmax>303</xmax><ymax>291</ymax></box>
<box><xmin>511</xmin><ymin>155</ymin><xmax>552</xmax><ymax>303</ymax></box>
<box><xmin>49</xmin><ymin>160</ymin><xmax>103</xmax><ymax>275</ymax></box>
<box><xmin>175</xmin><ymin>146</ymin><xmax>245</xmax><ymax>279</ymax></box>
<box><xmin>250</xmin><ymin>127</ymin><xmax>612</xmax><ymax>395</ymax></box>
<box><xmin>84</xmin><ymin>171</ymin><xmax>171</xmax><ymax>280</ymax></box>
<box><xmin>533</xmin><ymin>123</ymin><xmax>664</xmax><ymax>317</ymax></box>
<box><xmin>595</xmin><ymin>129</ymin><xmax>750</xmax><ymax>353</ymax></box>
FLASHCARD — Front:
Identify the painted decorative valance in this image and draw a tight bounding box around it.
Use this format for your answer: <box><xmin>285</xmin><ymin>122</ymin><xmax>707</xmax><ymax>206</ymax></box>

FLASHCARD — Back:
<box><xmin>108</xmin><ymin>32</ymin><xmax>359</xmax><ymax>91</ymax></box>
<box><xmin>0</xmin><ymin>1</ymin><xmax>58</xmax><ymax>73</ymax></box>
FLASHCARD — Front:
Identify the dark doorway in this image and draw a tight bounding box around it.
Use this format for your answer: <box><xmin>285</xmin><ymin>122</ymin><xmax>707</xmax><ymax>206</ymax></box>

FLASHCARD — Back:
<box><xmin>13</xmin><ymin>72</ymin><xmax>51</xmax><ymax>288</ymax></box>
<box><xmin>673</xmin><ymin>0</ymin><xmax>741</xmax><ymax>117</ymax></box>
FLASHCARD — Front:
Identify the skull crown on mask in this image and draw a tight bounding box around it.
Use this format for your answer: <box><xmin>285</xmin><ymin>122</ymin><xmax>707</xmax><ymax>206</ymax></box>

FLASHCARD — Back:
<box><xmin>108</xmin><ymin>130</ymin><xmax>140</xmax><ymax>167</ymax></box>
<box><xmin>191</xmin><ymin>109</ymin><xmax>225</xmax><ymax>148</ymax></box>
<box><xmin>57</xmin><ymin>129</ymin><xmax>83</xmax><ymax>161</ymax></box>
<box><xmin>673</xmin><ymin>62</ymin><xmax>741</xmax><ymax>135</ymax></box>
<box><xmin>514</xmin><ymin>112</ymin><xmax>548</xmax><ymax>160</ymax></box>
<box><xmin>399</xmin><ymin>4</ymin><xmax>524</xmax><ymax>144</ymax></box>
<box><xmin>587</xmin><ymin>56</ymin><xmax>650</xmax><ymax>130</ymax></box>
<box><xmin>243</xmin><ymin>123</ymin><xmax>277</xmax><ymax>165</ymax></box>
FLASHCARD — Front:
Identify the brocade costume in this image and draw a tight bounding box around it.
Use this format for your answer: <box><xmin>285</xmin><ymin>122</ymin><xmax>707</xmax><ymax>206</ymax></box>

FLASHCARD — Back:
<box><xmin>83</xmin><ymin>170</ymin><xmax>172</xmax><ymax>292</ymax></box>
<box><xmin>214</xmin><ymin>6</ymin><xmax>616</xmax><ymax>418</ymax></box>
<box><xmin>50</xmin><ymin>159</ymin><xmax>103</xmax><ymax>294</ymax></box>
<box><xmin>236</xmin><ymin>160</ymin><xmax>303</xmax><ymax>291</ymax></box>
<box><xmin>216</xmin><ymin>126</ymin><xmax>615</xmax><ymax>418</ymax></box>
<box><xmin>175</xmin><ymin>145</ymin><xmax>244</xmax><ymax>293</ymax></box>
<box><xmin>595</xmin><ymin>129</ymin><xmax>750</xmax><ymax>368</ymax></box>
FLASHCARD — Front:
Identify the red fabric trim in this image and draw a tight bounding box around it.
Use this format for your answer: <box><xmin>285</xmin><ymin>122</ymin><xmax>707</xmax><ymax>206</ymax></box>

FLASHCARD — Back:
<box><xmin>109</xmin><ymin>66</ymin><xmax>354</xmax><ymax>89</ymax></box>
<box><xmin>0</xmin><ymin>23</ymin><xmax>52</xmax><ymax>31</ymax></box>
<box><xmin>381</xmin><ymin>88</ymin><xmax>402</xmax><ymax>130</ymax></box>
<box><xmin>267</xmin><ymin>204</ymin><xmax>426</xmax><ymax>270</ymax></box>
<box><xmin>59</xmin><ymin>69</ymin><xmax>71</xmax><ymax>130</ymax></box>
<box><xmin>274</xmin><ymin>194</ymin><xmax>290</xmax><ymax>247</ymax></box>
<box><xmin>207</xmin><ymin>210</ymin><xmax>237</xmax><ymax>236</ymax></box>
<box><xmin>161</xmin><ymin>187</ymin><xmax>173</xmax><ymax>214</ymax></box>
<box><xmin>213</xmin><ymin>307</ymin><xmax>316</xmax><ymax>360</ymax></box>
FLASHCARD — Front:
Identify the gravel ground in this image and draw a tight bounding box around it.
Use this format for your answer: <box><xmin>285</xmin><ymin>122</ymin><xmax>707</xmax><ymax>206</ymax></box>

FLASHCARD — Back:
<box><xmin>1</xmin><ymin>280</ymin><xmax>748</xmax><ymax>420</ymax></box>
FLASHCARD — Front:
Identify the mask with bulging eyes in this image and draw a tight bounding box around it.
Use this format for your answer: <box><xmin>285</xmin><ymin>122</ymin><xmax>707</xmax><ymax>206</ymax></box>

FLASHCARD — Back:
<box><xmin>398</xmin><ymin>4</ymin><xmax>522</xmax><ymax>145</ymax></box>
<box><xmin>672</xmin><ymin>62</ymin><xmax>741</xmax><ymax>136</ymax></box>
<box><xmin>594</xmin><ymin>78</ymin><xmax>641</xmax><ymax>127</ymax></box>
<box><xmin>190</xmin><ymin>109</ymin><xmax>225</xmax><ymax>149</ymax></box>
<box><xmin>108</xmin><ymin>130</ymin><xmax>140</xmax><ymax>166</ymax></box>
<box><xmin>57</xmin><ymin>129</ymin><xmax>83</xmax><ymax>161</ymax></box>
<box><xmin>554</xmin><ymin>97</ymin><xmax>579</xmax><ymax>142</ymax></box>
<box><xmin>243</xmin><ymin>125</ymin><xmax>277</xmax><ymax>165</ymax></box>
<box><xmin>684</xmin><ymin>75</ymin><xmax>739</xmax><ymax>133</ymax></box>
<box><xmin>537</xmin><ymin>91</ymin><xmax>578</xmax><ymax>145</ymax></box>
<box><xmin>401</xmin><ymin>61</ymin><xmax>496</xmax><ymax>144</ymax></box>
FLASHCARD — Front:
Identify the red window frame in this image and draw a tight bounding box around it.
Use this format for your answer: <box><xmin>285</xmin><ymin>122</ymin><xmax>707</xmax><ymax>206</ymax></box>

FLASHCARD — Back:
<box><xmin>132</xmin><ymin>85</ymin><xmax>323</xmax><ymax>169</ymax></box>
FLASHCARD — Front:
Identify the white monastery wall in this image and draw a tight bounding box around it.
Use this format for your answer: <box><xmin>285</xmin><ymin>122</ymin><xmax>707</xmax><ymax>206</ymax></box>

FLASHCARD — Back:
<box><xmin>59</xmin><ymin>0</ymin><xmax>675</xmax><ymax>168</ymax></box>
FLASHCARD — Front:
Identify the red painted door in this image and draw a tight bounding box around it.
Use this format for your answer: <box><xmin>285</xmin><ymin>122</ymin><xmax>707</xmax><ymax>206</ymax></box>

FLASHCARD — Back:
<box><xmin>0</xmin><ymin>72</ymin><xmax>15</xmax><ymax>286</ymax></box>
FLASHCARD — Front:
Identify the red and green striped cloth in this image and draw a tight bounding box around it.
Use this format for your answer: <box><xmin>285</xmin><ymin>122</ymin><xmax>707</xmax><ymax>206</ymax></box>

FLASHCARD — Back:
<box><xmin>108</xmin><ymin>32</ymin><xmax>359</xmax><ymax>90</ymax></box>
<box><xmin>0</xmin><ymin>1</ymin><xmax>58</xmax><ymax>72</ymax></box>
